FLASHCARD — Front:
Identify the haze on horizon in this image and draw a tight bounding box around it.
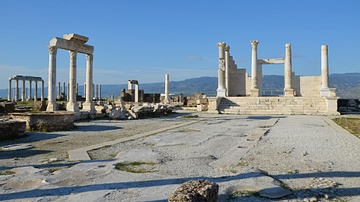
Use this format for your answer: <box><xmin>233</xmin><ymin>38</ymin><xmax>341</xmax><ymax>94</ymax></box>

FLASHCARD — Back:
<box><xmin>1</xmin><ymin>1</ymin><xmax>359</xmax><ymax>89</ymax></box>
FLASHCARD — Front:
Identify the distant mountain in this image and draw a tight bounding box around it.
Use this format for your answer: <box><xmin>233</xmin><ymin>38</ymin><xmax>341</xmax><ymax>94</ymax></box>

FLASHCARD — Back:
<box><xmin>1</xmin><ymin>74</ymin><xmax>360</xmax><ymax>99</ymax></box>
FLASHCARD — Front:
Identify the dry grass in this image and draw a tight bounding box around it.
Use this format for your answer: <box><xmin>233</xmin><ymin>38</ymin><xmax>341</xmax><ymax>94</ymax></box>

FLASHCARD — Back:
<box><xmin>333</xmin><ymin>117</ymin><xmax>360</xmax><ymax>138</ymax></box>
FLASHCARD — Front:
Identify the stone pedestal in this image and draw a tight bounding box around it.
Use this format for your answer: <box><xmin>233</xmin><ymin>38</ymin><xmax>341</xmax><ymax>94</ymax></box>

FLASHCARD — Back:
<box><xmin>250</xmin><ymin>88</ymin><xmax>260</xmax><ymax>97</ymax></box>
<box><xmin>284</xmin><ymin>88</ymin><xmax>295</xmax><ymax>97</ymax></box>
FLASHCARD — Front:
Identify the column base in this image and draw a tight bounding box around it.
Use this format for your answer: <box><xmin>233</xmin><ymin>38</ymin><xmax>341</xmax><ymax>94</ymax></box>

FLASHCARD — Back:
<box><xmin>320</xmin><ymin>87</ymin><xmax>330</xmax><ymax>97</ymax></box>
<box><xmin>66</xmin><ymin>101</ymin><xmax>79</xmax><ymax>112</ymax></box>
<box><xmin>216</xmin><ymin>88</ymin><xmax>226</xmax><ymax>97</ymax></box>
<box><xmin>250</xmin><ymin>88</ymin><xmax>260</xmax><ymax>97</ymax></box>
<box><xmin>82</xmin><ymin>101</ymin><xmax>96</xmax><ymax>113</ymax></box>
<box><xmin>46</xmin><ymin>101</ymin><xmax>58</xmax><ymax>112</ymax></box>
<box><xmin>284</xmin><ymin>88</ymin><xmax>295</xmax><ymax>97</ymax></box>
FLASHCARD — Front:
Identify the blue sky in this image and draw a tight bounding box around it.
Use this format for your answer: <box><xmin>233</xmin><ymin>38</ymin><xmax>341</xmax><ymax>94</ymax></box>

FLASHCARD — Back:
<box><xmin>0</xmin><ymin>0</ymin><xmax>359</xmax><ymax>89</ymax></box>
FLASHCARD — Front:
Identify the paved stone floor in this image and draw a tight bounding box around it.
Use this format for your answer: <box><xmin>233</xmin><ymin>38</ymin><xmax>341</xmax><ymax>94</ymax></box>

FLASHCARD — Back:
<box><xmin>0</xmin><ymin>112</ymin><xmax>360</xmax><ymax>201</ymax></box>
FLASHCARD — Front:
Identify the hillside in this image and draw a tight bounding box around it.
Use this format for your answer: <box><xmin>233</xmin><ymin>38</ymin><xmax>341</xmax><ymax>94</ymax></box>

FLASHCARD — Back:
<box><xmin>1</xmin><ymin>74</ymin><xmax>360</xmax><ymax>99</ymax></box>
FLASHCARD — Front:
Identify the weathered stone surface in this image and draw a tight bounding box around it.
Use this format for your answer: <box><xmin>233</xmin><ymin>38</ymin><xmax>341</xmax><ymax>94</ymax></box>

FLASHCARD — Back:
<box><xmin>0</xmin><ymin>118</ymin><xmax>26</xmax><ymax>140</ymax></box>
<box><xmin>169</xmin><ymin>180</ymin><xmax>219</xmax><ymax>202</ymax></box>
<box><xmin>10</xmin><ymin>112</ymin><xmax>74</xmax><ymax>131</ymax></box>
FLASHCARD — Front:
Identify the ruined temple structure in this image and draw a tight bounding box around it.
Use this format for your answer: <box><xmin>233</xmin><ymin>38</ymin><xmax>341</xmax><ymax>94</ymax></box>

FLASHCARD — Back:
<box><xmin>208</xmin><ymin>41</ymin><xmax>339</xmax><ymax>115</ymax></box>
<box><xmin>8</xmin><ymin>75</ymin><xmax>44</xmax><ymax>102</ymax></box>
<box><xmin>46</xmin><ymin>33</ymin><xmax>95</xmax><ymax>114</ymax></box>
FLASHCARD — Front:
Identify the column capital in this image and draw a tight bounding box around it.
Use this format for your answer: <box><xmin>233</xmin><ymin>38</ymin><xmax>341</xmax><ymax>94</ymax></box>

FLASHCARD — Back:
<box><xmin>217</xmin><ymin>42</ymin><xmax>226</xmax><ymax>48</ymax></box>
<box><xmin>86</xmin><ymin>54</ymin><xmax>93</xmax><ymax>61</ymax></box>
<box><xmin>48</xmin><ymin>46</ymin><xmax>58</xmax><ymax>54</ymax></box>
<box><xmin>285</xmin><ymin>43</ymin><xmax>291</xmax><ymax>48</ymax></box>
<box><xmin>225</xmin><ymin>45</ymin><xmax>230</xmax><ymax>52</ymax></box>
<box><xmin>69</xmin><ymin>50</ymin><xmax>77</xmax><ymax>57</ymax></box>
<box><xmin>250</xmin><ymin>40</ymin><xmax>259</xmax><ymax>47</ymax></box>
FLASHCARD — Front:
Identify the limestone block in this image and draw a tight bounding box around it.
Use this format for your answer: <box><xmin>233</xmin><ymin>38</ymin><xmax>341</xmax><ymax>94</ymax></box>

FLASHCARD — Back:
<box><xmin>169</xmin><ymin>180</ymin><xmax>218</xmax><ymax>202</ymax></box>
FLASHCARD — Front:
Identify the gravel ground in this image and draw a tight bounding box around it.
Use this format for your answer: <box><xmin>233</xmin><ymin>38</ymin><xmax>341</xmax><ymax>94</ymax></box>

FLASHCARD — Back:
<box><xmin>1</xmin><ymin>111</ymin><xmax>360</xmax><ymax>202</ymax></box>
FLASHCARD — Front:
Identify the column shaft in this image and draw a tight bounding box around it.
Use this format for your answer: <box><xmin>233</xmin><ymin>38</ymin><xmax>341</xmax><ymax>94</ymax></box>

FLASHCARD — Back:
<box><xmin>34</xmin><ymin>81</ymin><xmax>38</xmax><ymax>101</ymax></box>
<box><xmin>41</xmin><ymin>80</ymin><xmax>44</xmax><ymax>101</ymax></box>
<box><xmin>66</xmin><ymin>50</ymin><xmax>79</xmax><ymax>112</ymax></box>
<box><xmin>216</xmin><ymin>42</ymin><xmax>226</xmax><ymax>97</ymax></box>
<box><xmin>28</xmin><ymin>80</ymin><xmax>32</xmax><ymax>100</ymax></box>
<box><xmin>22</xmin><ymin>80</ymin><xmax>25</xmax><ymax>101</ymax></box>
<box><xmin>15</xmin><ymin>80</ymin><xmax>19</xmax><ymax>101</ymax></box>
<box><xmin>250</xmin><ymin>40</ymin><xmax>259</xmax><ymax>96</ymax></box>
<box><xmin>135</xmin><ymin>84</ymin><xmax>139</xmax><ymax>103</ymax></box>
<box><xmin>320</xmin><ymin>45</ymin><xmax>330</xmax><ymax>97</ymax></box>
<box><xmin>46</xmin><ymin>46</ymin><xmax>57</xmax><ymax>111</ymax></box>
<box><xmin>8</xmin><ymin>79</ymin><xmax>11</xmax><ymax>101</ymax></box>
<box><xmin>83</xmin><ymin>54</ymin><xmax>95</xmax><ymax>112</ymax></box>
<box><xmin>225</xmin><ymin>45</ymin><xmax>230</xmax><ymax>96</ymax></box>
<box><xmin>284</xmin><ymin>44</ymin><xmax>294</xmax><ymax>96</ymax></box>
<box><xmin>165</xmin><ymin>74</ymin><xmax>170</xmax><ymax>103</ymax></box>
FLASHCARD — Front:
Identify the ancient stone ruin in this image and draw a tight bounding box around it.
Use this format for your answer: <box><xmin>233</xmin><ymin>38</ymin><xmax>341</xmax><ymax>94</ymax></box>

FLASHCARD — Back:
<box><xmin>7</xmin><ymin>75</ymin><xmax>44</xmax><ymax>102</ymax></box>
<box><xmin>208</xmin><ymin>41</ymin><xmax>339</xmax><ymax>115</ymax></box>
<box><xmin>169</xmin><ymin>180</ymin><xmax>219</xmax><ymax>202</ymax></box>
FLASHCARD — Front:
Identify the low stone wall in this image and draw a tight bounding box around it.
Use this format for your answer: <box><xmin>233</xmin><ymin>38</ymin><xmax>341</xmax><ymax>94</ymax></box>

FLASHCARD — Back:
<box><xmin>0</xmin><ymin>118</ymin><xmax>26</xmax><ymax>140</ymax></box>
<box><xmin>10</xmin><ymin>112</ymin><xmax>75</xmax><ymax>131</ymax></box>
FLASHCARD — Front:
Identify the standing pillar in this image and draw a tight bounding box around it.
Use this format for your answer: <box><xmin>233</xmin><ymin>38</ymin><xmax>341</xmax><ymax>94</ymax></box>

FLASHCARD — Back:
<box><xmin>41</xmin><ymin>80</ymin><xmax>44</xmax><ymax>102</ymax></box>
<box><xmin>28</xmin><ymin>80</ymin><xmax>32</xmax><ymax>100</ymax></box>
<box><xmin>62</xmin><ymin>82</ymin><xmax>66</xmax><ymax>95</ymax></box>
<box><xmin>58</xmin><ymin>82</ymin><xmax>61</xmax><ymax>98</ymax></box>
<box><xmin>15</xmin><ymin>79</ymin><xmax>19</xmax><ymax>101</ymax></box>
<box><xmin>66</xmin><ymin>50</ymin><xmax>79</xmax><ymax>112</ymax></box>
<box><xmin>165</xmin><ymin>74</ymin><xmax>170</xmax><ymax>103</ymax></box>
<box><xmin>284</xmin><ymin>44</ymin><xmax>294</xmax><ymax>96</ymax></box>
<box><xmin>8</xmin><ymin>78</ymin><xmax>12</xmax><ymax>101</ymax></box>
<box><xmin>83</xmin><ymin>54</ymin><xmax>95</xmax><ymax>112</ymax></box>
<box><xmin>83</xmin><ymin>83</ymin><xmax>86</xmax><ymax>98</ymax></box>
<box><xmin>216</xmin><ymin>42</ymin><xmax>226</xmax><ymax>97</ymax></box>
<box><xmin>34</xmin><ymin>81</ymin><xmax>38</xmax><ymax>101</ymax></box>
<box><xmin>320</xmin><ymin>45</ymin><xmax>330</xmax><ymax>97</ymax></box>
<box><xmin>21</xmin><ymin>80</ymin><xmax>25</xmax><ymax>101</ymax></box>
<box><xmin>250</xmin><ymin>40</ymin><xmax>260</xmax><ymax>97</ymax></box>
<box><xmin>135</xmin><ymin>84</ymin><xmax>139</xmax><ymax>103</ymax></box>
<box><xmin>46</xmin><ymin>46</ymin><xmax>58</xmax><ymax>111</ymax></box>
<box><xmin>99</xmin><ymin>85</ymin><xmax>102</xmax><ymax>100</ymax></box>
<box><xmin>225</xmin><ymin>45</ymin><xmax>230</xmax><ymax>96</ymax></box>
<box><xmin>96</xmin><ymin>84</ymin><xmax>99</xmax><ymax>100</ymax></box>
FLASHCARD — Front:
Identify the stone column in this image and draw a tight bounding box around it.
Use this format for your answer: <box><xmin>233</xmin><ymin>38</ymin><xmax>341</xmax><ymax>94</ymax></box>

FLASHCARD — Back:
<box><xmin>96</xmin><ymin>84</ymin><xmax>99</xmax><ymax>100</ymax></box>
<box><xmin>284</xmin><ymin>44</ymin><xmax>294</xmax><ymax>96</ymax></box>
<box><xmin>128</xmin><ymin>80</ymin><xmax>132</xmax><ymax>90</ymax></box>
<box><xmin>135</xmin><ymin>84</ymin><xmax>139</xmax><ymax>103</ymax></box>
<box><xmin>83</xmin><ymin>54</ymin><xmax>95</xmax><ymax>112</ymax></box>
<box><xmin>66</xmin><ymin>50</ymin><xmax>79</xmax><ymax>112</ymax></box>
<box><xmin>15</xmin><ymin>79</ymin><xmax>19</xmax><ymax>101</ymax></box>
<box><xmin>225</xmin><ymin>45</ymin><xmax>230</xmax><ymax>96</ymax></box>
<box><xmin>34</xmin><ymin>81</ymin><xmax>38</xmax><ymax>101</ymax></box>
<box><xmin>41</xmin><ymin>80</ymin><xmax>44</xmax><ymax>101</ymax></box>
<box><xmin>83</xmin><ymin>83</ymin><xmax>86</xmax><ymax>98</ymax></box>
<box><xmin>28</xmin><ymin>80</ymin><xmax>32</xmax><ymax>100</ymax></box>
<box><xmin>8</xmin><ymin>78</ymin><xmax>11</xmax><ymax>101</ymax></box>
<box><xmin>165</xmin><ymin>73</ymin><xmax>170</xmax><ymax>103</ymax></box>
<box><xmin>47</xmin><ymin>46</ymin><xmax>58</xmax><ymax>111</ymax></box>
<box><xmin>99</xmin><ymin>84</ymin><xmax>102</xmax><ymax>100</ymax></box>
<box><xmin>216</xmin><ymin>42</ymin><xmax>226</xmax><ymax>97</ymax></box>
<box><xmin>250</xmin><ymin>40</ymin><xmax>259</xmax><ymax>97</ymax></box>
<box><xmin>320</xmin><ymin>45</ymin><xmax>330</xmax><ymax>97</ymax></box>
<box><xmin>58</xmin><ymin>82</ymin><xmax>61</xmax><ymax>98</ymax></box>
<box><xmin>63</xmin><ymin>82</ymin><xmax>66</xmax><ymax>95</ymax></box>
<box><xmin>21</xmin><ymin>80</ymin><xmax>25</xmax><ymax>101</ymax></box>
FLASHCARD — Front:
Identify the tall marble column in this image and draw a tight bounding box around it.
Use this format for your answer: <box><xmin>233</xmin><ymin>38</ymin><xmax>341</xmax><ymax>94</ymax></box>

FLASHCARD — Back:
<box><xmin>8</xmin><ymin>78</ymin><xmax>12</xmax><ymax>101</ymax></box>
<box><xmin>58</xmin><ymin>82</ymin><xmax>61</xmax><ymax>98</ymax></box>
<box><xmin>83</xmin><ymin>54</ymin><xmax>95</xmax><ymax>112</ymax></box>
<box><xmin>284</xmin><ymin>44</ymin><xmax>294</xmax><ymax>96</ymax></box>
<box><xmin>47</xmin><ymin>46</ymin><xmax>58</xmax><ymax>111</ymax></box>
<box><xmin>134</xmin><ymin>84</ymin><xmax>139</xmax><ymax>103</ymax></box>
<box><xmin>165</xmin><ymin>73</ymin><xmax>170</xmax><ymax>103</ymax></box>
<box><xmin>21</xmin><ymin>80</ymin><xmax>25</xmax><ymax>101</ymax></box>
<box><xmin>216</xmin><ymin>42</ymin><xmax>226</xmax><ymax>97</ymax></box>
<box><xmin>250</xmin><ymin>40</ymin><xmax>260</xmax><ymax>97</ymax></box>
<box><xmin>320</xmin><ymin>45</ymin><xmax>330</xmax><ymax>97</ymax></box>
<box><xmin>62</xmin><ymin>82</ymin><xmax>66</xmax><ymax>95</ymax></box>
<box><xmin>34</xmin><ymin>81</ymin><xmax>38</xmax><ymax>101</ymax></box>
<box><xmin>66</xmin><ymin>50</ymin><xmax>79</xmax><ymax>112</ymax></box>
<box><xmin>96</xmin><ymin>84</ymin><xmax>99</xmax><ymax>100</ymax></box>
<box><xmin>41</xmin><ymin>80</ymin><xmax>44</xmax><ymax>101</ymax></box>
<box><xmin>28</xmin><ymin>80</ymin><xmax>32</xmax><ymax>100</ymax></box>
<box><xmin>99</xmin><ymin>84</ymin><xmax>102</xmax><ymax>100</ymax></box>
<box><xmin>15</xmin><ymin>79</ymin><xmax>19</xmax><ymax>101</ymax></box>
<box><xmin>225</xmin><ymin>45</ymin><xmax>230</xmax><ymax>96</ymax></box>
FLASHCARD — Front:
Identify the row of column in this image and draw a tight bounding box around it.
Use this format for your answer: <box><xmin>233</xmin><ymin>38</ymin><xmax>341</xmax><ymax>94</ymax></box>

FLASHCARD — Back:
<box><xmin>47</xmin><ymin>46</ymin><xmax>95</xmax><ymax>112</ymax></box>
<box><xmin>57</xmin><ymin>82</ymin><xmax>102</xmax><ymax>101</ymax></box>
<box><xmin>8</xmin><ymin>79</ymin><xmax>44</xmax><ymax>102</ymax></box>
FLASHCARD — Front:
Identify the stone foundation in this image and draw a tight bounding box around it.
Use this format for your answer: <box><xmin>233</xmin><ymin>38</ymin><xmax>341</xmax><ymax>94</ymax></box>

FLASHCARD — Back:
<box><xmin>0</xmin><ymin>119</ymin><xmax>26</xmax><ymax>140</ymax></box>
<box><xmin>10</xmin><ymin>112</ymin><xmax>74</xmax><ymax>131</ymax></box>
